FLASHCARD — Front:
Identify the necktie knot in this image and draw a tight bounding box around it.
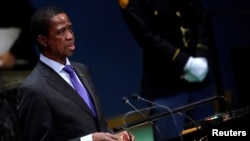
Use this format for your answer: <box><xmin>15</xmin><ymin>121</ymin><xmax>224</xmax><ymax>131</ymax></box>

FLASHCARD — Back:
<box><xmin>63</xmin><ymin>65</ymin><xmax>74</xmax><ymax>74</ymax></box>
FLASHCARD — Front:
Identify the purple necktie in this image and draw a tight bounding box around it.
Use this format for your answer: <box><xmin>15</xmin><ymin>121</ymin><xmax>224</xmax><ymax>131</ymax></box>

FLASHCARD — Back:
<box><xmin>63</xmin><ymin>65</ymin><xmax>96</xmax><ymax>115</ymax></box>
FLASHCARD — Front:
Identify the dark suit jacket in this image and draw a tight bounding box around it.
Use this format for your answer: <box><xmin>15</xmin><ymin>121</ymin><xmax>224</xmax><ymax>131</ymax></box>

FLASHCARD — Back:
<box><xmin>17</xmin><ymin>61</ymin><xmax>109</xmax><ymax>141</ymax></box>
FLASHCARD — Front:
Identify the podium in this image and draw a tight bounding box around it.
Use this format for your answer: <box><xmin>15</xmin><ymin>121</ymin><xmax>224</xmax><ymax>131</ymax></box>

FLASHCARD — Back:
<box><xmin>171</xmin><ymin>106</ymin><xmax>250</xmax><ymax>141</ymax></box>
<box><xmin>114</xmin><ymin>96</ymin><xmax>250</xmax><ymax>141</ymax></box>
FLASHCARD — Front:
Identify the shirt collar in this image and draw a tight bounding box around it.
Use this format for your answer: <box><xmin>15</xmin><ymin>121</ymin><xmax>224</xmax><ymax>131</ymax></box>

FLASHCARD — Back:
<box><xmin>40</xmin><ymin>54</ymin><xmax>71</xmax><ymax>73</ymax></box>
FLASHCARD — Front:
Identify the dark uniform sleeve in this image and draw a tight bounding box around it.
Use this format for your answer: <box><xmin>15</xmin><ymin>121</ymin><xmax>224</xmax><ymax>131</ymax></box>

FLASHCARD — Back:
<box><xmin>194</xmin><ymin>1</ymin><xmax>214</xmax><ymax>58</ymax></box>
<box><xmin>118</xmin><ymin>0</ymin><xmax>212</xmax><ymax>69</ymax></box>
<box><xmin>118</xmin><ymin>0</ymin><xmax>189</xmax><ymax>69</ymax></box>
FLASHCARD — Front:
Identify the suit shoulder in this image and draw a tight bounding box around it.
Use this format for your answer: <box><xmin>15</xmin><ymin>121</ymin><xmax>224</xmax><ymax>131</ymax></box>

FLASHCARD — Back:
<box><xmin>71</xmin><ymin>61</ymin><xmax>87</xmax><ymax>67</ymax></box>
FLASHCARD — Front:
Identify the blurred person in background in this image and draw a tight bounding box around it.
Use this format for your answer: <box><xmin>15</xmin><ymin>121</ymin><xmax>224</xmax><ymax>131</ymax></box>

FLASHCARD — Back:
<box><xmin>0</xmin><ymin>1</ymin><xmax>38</xmax><ymax>141</ymax></box>
<box><xmin>119</xmin><ymin>0</ymin><xmax>216</xmax><ymax>140</ymax></box>
<box><xmin>0</xmin><ymin>0</ymin><xmax>38</xmax><ymax>90</ymax></box>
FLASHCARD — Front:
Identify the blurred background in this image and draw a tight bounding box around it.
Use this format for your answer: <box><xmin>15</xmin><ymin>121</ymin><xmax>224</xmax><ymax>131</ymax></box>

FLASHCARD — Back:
<box><xmin>1</xmin><ymin>0</ymin><xmax>250</xmax><ymax>140</ymax></box>
<box><xmin>27</xmin><ymin>0</ymin><xmax>250</xmax><ymax>117</ymax></box>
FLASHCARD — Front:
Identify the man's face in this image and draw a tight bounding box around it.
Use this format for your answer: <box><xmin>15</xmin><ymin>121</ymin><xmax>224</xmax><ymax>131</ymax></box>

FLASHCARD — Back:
<box><xmin>43</xmin><ymin>13</ymin><xmax>75</xmax><ymax>64</ymax></box>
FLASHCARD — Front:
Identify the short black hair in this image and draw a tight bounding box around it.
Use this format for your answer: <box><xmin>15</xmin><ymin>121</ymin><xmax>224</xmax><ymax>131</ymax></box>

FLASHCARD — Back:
<box><xmin>30</xmin><ymin>6</ymin><xmax>65</xmax><ymax>49</ymax></box>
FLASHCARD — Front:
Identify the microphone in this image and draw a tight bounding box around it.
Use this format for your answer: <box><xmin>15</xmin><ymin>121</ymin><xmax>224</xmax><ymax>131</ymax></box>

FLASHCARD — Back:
<box><xmin>121</xmin><ymin>97</ymin><xmax>146</xmax><ymax>117</ymax></box>
<box><xmin>121</xmin><ymin>97</ymin><xmax>164</xmax><ymax>141</ymax></box>
<box><xmin>131</xmin><ymin>94</ymin><xmax>198</xmax><ymax>124</ymax></box>
<box><xmin>131</xmin><ymin>94</ymin><xmax>184</xmax><ymax>141</ymax></box>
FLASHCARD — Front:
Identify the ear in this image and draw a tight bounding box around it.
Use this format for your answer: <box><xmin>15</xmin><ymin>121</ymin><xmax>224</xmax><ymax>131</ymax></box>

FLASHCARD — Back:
<box><xmin>37</xmin><ymin>35</ymin><xmax>47</xmax><ymax>47</ymax></box>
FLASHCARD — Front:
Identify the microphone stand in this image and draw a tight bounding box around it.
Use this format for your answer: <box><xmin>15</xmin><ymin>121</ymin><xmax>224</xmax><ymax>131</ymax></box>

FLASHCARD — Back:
<box><xmin>121</xmin><ymin>97</ymin><xmax>164</xmax><ymax>141</ymax></box>
<box><xmin>114</xmin><ymin>95</ymin><xmax>232</xmax><ymax>131</ymax></box>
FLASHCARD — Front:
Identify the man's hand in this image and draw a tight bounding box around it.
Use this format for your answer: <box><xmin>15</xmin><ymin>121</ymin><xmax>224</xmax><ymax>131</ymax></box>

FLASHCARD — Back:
<box><xmin>0</xmin><ymin>52</ymin><xmax>16</xmax><ymax>69</ymax></box>
<box><xmin>92</xmin><ymin>130</ymin><xmax>135</xmax><ymax>141</ymax></box>
<box><xmin>117</xmin><ymin>130</ymin><xmax>135</xmax><ymax>141</ymax></box>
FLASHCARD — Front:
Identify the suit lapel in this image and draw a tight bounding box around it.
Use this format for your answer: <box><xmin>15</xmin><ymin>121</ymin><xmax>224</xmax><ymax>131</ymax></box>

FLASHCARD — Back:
<box><xmin>72</xmin><ymin>65</ymin><xmax>98</xmax><ymax>116</ymax></box>
<box><xmin>38</xmin><ymin>62</ymin><xmax>95</xmax><ymax>117</ymax></box>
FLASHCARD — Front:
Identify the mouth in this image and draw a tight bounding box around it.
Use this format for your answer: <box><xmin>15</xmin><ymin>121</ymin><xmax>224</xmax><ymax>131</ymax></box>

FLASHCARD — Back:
<box><xmin>67</xmin><ymin>43</ymin><xmax>75</xmax><ymax>50</ymax></box>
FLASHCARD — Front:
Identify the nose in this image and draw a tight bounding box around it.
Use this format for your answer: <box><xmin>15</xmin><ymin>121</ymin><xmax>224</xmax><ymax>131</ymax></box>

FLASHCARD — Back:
<box><xmin>66</xmin><ymin>30</ymin><xmax>74</xmax><ymax>40</ymax></box>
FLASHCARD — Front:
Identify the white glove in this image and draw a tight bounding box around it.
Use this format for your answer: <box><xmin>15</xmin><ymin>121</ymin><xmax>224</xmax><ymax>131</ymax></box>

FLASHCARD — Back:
<box><xmin>183</xmin><ymin>57</ymin><xmax>208</xmax><ymax>82</ymax></box>
<box><xmin>181</xmin><ymin>72</ymin><xmax>199</xmax><ymax>82</ymax></box>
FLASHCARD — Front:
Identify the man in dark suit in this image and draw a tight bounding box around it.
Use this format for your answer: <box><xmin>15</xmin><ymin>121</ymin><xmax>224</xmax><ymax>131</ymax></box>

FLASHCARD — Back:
<box><xmin>119</xmin><ymin>0</ymin><xmax>216</xmax><ymax>140</ymax></box>
<box><xmin>17</xmin><ymin>6</ymin><xmax>134</xmax><ymax>141</ymax></box>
